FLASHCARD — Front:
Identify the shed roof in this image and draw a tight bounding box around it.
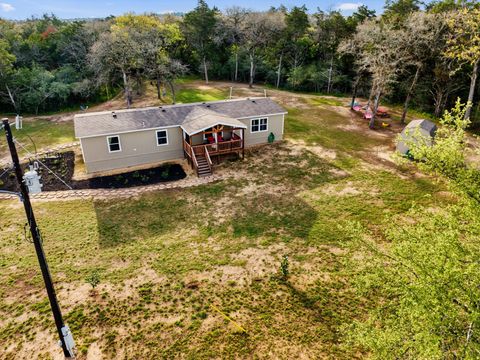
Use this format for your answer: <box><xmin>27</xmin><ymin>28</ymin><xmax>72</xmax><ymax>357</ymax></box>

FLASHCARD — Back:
<box><xmin>404</xmin><ymin>119</ymin><xmax>437</xmax><ymax>136</ymax></box>
<box><xmin>74</xmin><ymin>97</ymin><xmax>286</xmax><ymax>138</ymax></box>
<box><xmin>397</xmin><ymin>119</ymin><xmax>438</xmax><ymax>155</ymax></box>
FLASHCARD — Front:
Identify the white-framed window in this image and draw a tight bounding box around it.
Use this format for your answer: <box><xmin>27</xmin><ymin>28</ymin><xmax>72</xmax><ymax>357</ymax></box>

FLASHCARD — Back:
<box><xmin>107</xmin><ymin>135</ymin><xmax>121</xmax><ymax>153</ymax></box>
<box><xmin>251</xmin><ymin>118</ymin><xmax>268</xmax><ymax>133</ymax></box>
<box><xmin>156</xmin><ymin>129</ymin><xmax>168</xmax><ymax>146</ymax></box>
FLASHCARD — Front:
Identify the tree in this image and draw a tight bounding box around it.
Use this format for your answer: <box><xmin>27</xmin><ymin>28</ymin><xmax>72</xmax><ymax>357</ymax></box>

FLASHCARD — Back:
<box><xmin>182</xmin><ymin>0</ymin><xmax>218</xmax><ymax>84</ymax></box>
<box><xmin>383</xmin><ymin>0</ymin><xmax>421</xmax><ymax>25</ymax></box>
<box><xmin>445</xmin><ymin>8</ymin><xmax>480</xmax><ymax>120</ymax></box>
<box><xmin>221</xmin><ymin>7</ymin><xmax>248</xmax><ymax>82</ymax></box>
<box><xmin>399</xmin><ymin>12</ymin><xmax>448</xmax><ymax>123</ymax></box>
<box><xmin>15</xmin><ymin>64</ymin><xmax>71</xmax><ymax>114</ymax></box>
<box><xmin>315</xmin><ymin>11</ymin><xmax>353</xmax><ymax>93</ymax></box>
<box><xmin>242</xmin><ymin>11</ymin><xmax>284</xmax><ymax>88</ymax></box>
<box><xmin>344</xmin><ymin>102</ymin><xmax>480</xmax><ymax>358</ymax></box>
<box><xmin>427</xmin><ymin>0</ymin><xmax>475</xmax><ymax>13</ymax></box>
<box><xmin>284</xmin><ymin>6</ymin><xmax>311</xmax><ymax>71</ymax></box>
<box><xmin>131</xmin><ymin>16</ymin><xmax>184</xmax><ymax>100</ymax></box>
<box><xmin>350</xmin><ymin>5</ymin><xmax>376</xmax><ymax>23</ymax></box>
<box><xmin>155</xmin><ymin>58</ymin><xmax>188</xmax><ymax>103</ymax></box>
<box><xmin>407</xmin><ymin>100</ymin><xmax>480</xmax><ymax>201</ymax></box>
<box><xmin>340</xmin><ymin>20</ymin><xmax>404</xmax><ymax>128</ymax></box>
<box><xmin>0</xmin><ymin>39</ymin><xmax>19</xmax><ymax>112</ymax></box>
<box><xmin>89</xmin><ymin>17</ymin><xmax>146</xmax><ymax>107</ymax></box>
<box><xmin>345</xmin><ymin>198</ymin><xmax>480</xmax><ymax>358</ymax></box>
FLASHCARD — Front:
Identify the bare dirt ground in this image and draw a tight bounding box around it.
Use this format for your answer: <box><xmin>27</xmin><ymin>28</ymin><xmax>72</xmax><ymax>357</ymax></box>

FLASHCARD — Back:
<box><xmin>1</xmin><ymin>80</ymin><xmax>478</xmax><ymax>360</ymax></box>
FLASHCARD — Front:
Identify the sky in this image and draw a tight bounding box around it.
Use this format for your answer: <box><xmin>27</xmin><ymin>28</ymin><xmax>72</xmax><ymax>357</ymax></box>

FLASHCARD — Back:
<box><xmin>0</xmin><ymin>0</ymin><xmax>391</xmax><ymax>20</ymax></box>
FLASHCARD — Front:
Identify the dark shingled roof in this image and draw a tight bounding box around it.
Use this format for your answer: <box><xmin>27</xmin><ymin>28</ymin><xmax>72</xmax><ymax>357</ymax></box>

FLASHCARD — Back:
<box><xmin>74</xmin><ymin>97</ymin><xmax>287</xmax><ymax>138</ymax></box>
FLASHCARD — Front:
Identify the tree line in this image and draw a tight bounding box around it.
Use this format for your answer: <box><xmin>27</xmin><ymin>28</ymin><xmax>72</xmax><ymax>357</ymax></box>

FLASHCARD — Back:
<box><xmin>0</xmin><ymin>0</ymin><xmax>480</xmax><ymax>128</ymax></box>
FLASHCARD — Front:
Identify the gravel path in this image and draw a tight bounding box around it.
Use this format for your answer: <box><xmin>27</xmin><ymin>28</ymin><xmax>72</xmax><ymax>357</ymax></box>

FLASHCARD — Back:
<box><xmin>0</xmin><ymin>174</ymin><xmax>222</xmax><ymax>201</ymax></box>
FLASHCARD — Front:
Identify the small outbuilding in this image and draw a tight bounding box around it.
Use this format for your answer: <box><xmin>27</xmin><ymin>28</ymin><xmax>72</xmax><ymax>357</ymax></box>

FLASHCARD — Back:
<box><xmin>396</xmin><ymin>119</ymin><xmax>437</xmax><ymax>156</ymax></box>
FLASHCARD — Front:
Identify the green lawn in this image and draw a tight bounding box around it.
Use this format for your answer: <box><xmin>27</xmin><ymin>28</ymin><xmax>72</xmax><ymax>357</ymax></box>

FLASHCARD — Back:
<box><xmin>0</xmin><ymin>118</ymin><xmax>75</xmax><ymax>160</ymax></box>
<box><xmin>0</xmin><ymin>81</ymin><xmax>452</xmax><ymax>359</ymax></box>
<box><xmin>175</xmin><ymin>87</ymin><xmax>227</xmax><ymax>104</ymax></box>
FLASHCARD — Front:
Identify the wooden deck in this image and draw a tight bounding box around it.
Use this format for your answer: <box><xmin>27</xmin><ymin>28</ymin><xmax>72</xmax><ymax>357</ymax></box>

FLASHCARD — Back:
<box><xmin>183</xmin><ymin>138</ymin><xmax>244</xmax><ymax>177</ymax></box>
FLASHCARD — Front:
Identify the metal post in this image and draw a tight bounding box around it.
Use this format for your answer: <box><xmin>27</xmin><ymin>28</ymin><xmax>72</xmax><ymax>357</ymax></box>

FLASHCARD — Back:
<box><xmin>2</xmin><ymin>119</ymin><xmax>74</xmax><ymax>358</ymax></box>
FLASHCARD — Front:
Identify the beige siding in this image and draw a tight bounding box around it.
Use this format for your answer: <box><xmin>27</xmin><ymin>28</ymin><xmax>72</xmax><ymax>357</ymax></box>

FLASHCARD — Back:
<box><xmin>80</xmin><ymin>127</ymin><xmax>184</xmax><ymax>173</ymax></box>
<box><xmin>239</xmin><ymin>114</ymin><xmax>284</xmax><ymax>147</ymax></box>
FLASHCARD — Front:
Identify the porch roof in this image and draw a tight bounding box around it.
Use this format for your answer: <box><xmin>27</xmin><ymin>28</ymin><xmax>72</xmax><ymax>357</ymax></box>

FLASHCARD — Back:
<box><xmin>181</xmin><ymin>107</ymin><xmax>247</xmax><ymax>136</ymax></box>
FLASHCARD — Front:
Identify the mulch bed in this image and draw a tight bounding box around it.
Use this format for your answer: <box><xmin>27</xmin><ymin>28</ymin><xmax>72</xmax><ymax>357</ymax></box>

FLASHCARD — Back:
<box><xmin>0</xmin><ymin>151</ymin><xmax>186</xmax><ymax>192</ymax></box>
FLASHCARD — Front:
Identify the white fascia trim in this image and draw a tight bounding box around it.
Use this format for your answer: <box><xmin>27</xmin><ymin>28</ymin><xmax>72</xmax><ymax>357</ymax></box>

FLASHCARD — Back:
<box><xmin>181</xmin><ymin>122</ymin><xmax>247</xmax><ymax>136</ymax></box>
<box><xmin>236</xmin><ymin>112</ymin><xmax>287</xmax><ymax>120</ymax></box>
<box><xmin>76</xmin><ymin>124</ymin><xmax>181</xmax><ymax>139</ymax></box>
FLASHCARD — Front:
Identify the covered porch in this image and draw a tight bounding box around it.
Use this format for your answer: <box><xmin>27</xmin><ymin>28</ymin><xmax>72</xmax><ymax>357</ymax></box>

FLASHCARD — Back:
<box><xmin>181</xmin><ymin>107</ymin><xmax>246</xmax><ymax>177</ymax></box>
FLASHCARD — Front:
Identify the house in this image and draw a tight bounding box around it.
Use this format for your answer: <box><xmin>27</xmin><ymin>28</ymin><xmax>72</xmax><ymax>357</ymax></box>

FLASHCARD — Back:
<box><xmin>396</xmin><ymin>119</ymin><xmax>437</xmax><ymax>157</ymax></box>
<box><xmin>74</xmin><ymin>97</ymin><xmax>287</xmax><ymax>176</ymax></box>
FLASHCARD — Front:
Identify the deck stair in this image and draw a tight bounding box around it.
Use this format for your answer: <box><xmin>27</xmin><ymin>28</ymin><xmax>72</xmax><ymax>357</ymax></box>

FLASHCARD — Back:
<box><xmin>195</xmin><ymin>155</ymin><xmax>212</xmax><ymax>177</ymax></box>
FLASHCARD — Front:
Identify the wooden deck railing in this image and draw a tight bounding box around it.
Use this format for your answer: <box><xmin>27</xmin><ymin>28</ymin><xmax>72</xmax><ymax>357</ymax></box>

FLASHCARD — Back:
<box><xmin>194</xmin><ymin>138</ymin><xmax>243</xmax><ymax>156</ymax></box>
<box><xmin>184</xmin><ymin>137</ymin><xmax>243</xmax><ymax>176</ymax></box>
<box><xmin>205</xmin><ymin>146</ymin><xmax>213</xmax><ymax>168</ymax></box>
<box><xmin>191</xmin><ymin>148</ymin><xmax>199</xmax><ymax>170</ymax></box>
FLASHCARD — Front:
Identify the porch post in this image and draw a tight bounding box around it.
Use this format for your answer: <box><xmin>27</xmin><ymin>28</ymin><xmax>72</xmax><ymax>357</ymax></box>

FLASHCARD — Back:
<box><xmin>182</xmin><ymin>129</ymin><xmax>187</xmax><ymax>159</ymax></box>
<box><xmin>242</xmin><ymin>128</ymin><xmax>245</xmax><ymax>159</ymax></box>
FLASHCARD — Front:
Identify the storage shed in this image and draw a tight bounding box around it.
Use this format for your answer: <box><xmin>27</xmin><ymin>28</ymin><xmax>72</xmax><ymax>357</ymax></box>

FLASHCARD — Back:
<box><xmin>396</xmin><ymin>119</ymin><xmax>437</xmax><ymax>156</ymax></box>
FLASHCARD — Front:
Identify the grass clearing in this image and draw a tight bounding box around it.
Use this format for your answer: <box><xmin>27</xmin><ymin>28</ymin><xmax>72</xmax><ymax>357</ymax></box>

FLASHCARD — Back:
<box><xmin>0</xmin><ymin>80</ymin><xmax>454</xmax><ymax>359</ymax></box>
<box><xmin>175</xmin><ymin>87</ymin><xmax>227</xmax><ymax>103</ymax></box>
<box><xmin>0</xmin><ymin>119</ymin><xmax>75</xmax><ymax>160</ymax></box>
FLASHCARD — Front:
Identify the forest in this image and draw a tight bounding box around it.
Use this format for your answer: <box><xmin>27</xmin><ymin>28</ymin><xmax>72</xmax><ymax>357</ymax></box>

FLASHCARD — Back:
<box><xmin>0</xmin><ymin>0</ymin><xmax>480</xmax><ymax>127</ymax></box>
<box><xmin>2</xmin><ymin>1</ymin><xmax>480</xmax><ymax>358</ymax></box>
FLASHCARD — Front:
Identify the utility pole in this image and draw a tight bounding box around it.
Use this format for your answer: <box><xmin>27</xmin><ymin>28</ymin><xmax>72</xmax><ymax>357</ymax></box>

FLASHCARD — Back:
<box><xmin>2</xmin><ymin>119</ymin><xmax>75</xmax><ymax>358</ymax></box>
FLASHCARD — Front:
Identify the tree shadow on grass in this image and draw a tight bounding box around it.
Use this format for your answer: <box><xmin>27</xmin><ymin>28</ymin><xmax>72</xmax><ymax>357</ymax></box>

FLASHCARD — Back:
<box><xmin>93</xmin><ymin>192</ymin><xmax>190</xmax><ymax>248</ymax></box>
<box><xmin>283</xmin><ymin>278</ymin><xmax>359</xmax><ymax>346</ymax></box>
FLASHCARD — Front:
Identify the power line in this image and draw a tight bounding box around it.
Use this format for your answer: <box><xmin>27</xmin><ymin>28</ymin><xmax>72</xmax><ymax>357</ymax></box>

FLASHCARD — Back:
<box><xmin>13</xmin><ymin>139</ymin><xmax>73</xmax><ymax>190</ymax></box>
<box><xmin>0</xmin><ymin>166</ymin><xmax>12</xmax><ymax>179</ymax></box>
<box><xmin>2</xmin><ymin>119</ymin><xmax>76</xmax><ymax>358</ymax></box>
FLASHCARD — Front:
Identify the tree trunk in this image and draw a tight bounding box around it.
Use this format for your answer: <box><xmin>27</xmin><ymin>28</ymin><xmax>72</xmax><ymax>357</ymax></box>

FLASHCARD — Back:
<box><xmin>249</xmin><ymin>54</ymin><xmax>254</xmax><ymax>89</ymax></box>
<box><xmin>156</xmin><ymin>77</ymin><xmax>162</xmax><ymax>100</ymax></box>
<box><xmin>168</xmin><ymin>81</ymin><xmax>176</xmax><ymax>104</ymax></box>
<box><xmin>433</xmin><ymin>86</ymin><xmax>450</xmax><ymax>118</ymax></box>
<box><xmin>465</xmin><ymin>58</ymin><xmax>479</xmax><ymax>120</ymax></box>
<box><xmin>350</xmin><ymin>76</ymin><xmax>361</xmax><ymax>109</ymax></box>
<box><xmin>203</xmin><ymin>56</ymin><xmax>209</xmax><ymax>84</ymax></box>
<box><xmin>327</xmin><ymin>55</ymin><xmax>334</xmax><ymax>94</ymax></box>
<box><xmin>5</xmin><ymin>84</ymin><xmax>17</xmax><ymax>113</ymax></box>
<box><xmin>433</xmin><ymin>90</ymin><xmax>443</xmax><ymax>118</ymax></box>
<box><xmin>369</xmin><ymin>89</ymin><xmax>381</xmax><ymax>129</ymax></box>
<box><xmin>136</xmin><ymin>75</ymin><xmax>142</xmax><ymax>95</ymax></box>
<box><xmin>276</xmin><ymin>53</ymin><xmax>283</xmax><ymax>89</ymax></box>
<box><xmin>122</xmin><ymin>70</ymin><xmax>132</xmax><ymax>108</ymax></box>
<box><xmin>366</xmin><ymin>86</ymin><xmax>375</xmax><ymax>109</ymax></box>
<box><xmin>234</xmin><ymin>52</ymin><xmax>238</xmax><ymax>82</ymax></box>
<box><xmin>401</xmin><ymin>66</ymin><xmax>421</xmax><ymax>124</ymax></box>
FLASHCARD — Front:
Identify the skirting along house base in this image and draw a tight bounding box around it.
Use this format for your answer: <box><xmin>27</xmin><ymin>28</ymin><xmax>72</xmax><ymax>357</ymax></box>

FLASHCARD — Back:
<box><xmin>74</xmin><ymin>98</ymin><xmax>287</xmax><ymax>177</ymax></box>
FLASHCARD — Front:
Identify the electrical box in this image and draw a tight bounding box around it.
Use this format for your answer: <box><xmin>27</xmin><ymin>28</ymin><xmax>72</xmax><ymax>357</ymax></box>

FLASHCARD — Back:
<box><xmin>23</xmin><ymin>167</ymin><xmax>42</xmax><ymax>194</ymax></box>
<box><xmin>15</xmin><ymin>115</ymin><xmax>22</xmax><ymax>130</ymax></box>
<box><xmin>61</xmin><ymin>325</ymin><xmax>76</xmax><ymax>356</ymax></box>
